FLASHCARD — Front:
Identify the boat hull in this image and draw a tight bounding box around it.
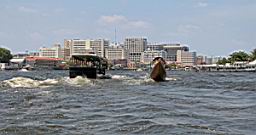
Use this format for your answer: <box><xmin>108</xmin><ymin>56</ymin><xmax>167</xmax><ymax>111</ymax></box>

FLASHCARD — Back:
<box><xmin>69</xmin><ymin>67</ymin><xmax>97</xmax><ymax>79</ymax></box>
<box><xmin>150</xmin><ymin>62</ymin><xmax>166</xmax><ymax>82</ymax></box>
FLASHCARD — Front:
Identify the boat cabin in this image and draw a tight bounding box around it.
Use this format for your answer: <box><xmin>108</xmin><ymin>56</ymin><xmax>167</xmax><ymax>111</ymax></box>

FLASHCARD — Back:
<box><xmin>69</xmin><ymin>55</ymin><xmax>108</xmax><ymax>78</ymax></box>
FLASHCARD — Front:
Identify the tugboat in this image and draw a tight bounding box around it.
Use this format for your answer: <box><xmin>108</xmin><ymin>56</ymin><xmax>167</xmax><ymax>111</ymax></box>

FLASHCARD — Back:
<box><xmin>69</xmin><ymin>55</ymin><xmax>108</xmax><ymax>79</ymax></box>
<box><xmin>150</xmin><ymin>57</ymin><xmax>166</xmax><ymax>82</ymax></box>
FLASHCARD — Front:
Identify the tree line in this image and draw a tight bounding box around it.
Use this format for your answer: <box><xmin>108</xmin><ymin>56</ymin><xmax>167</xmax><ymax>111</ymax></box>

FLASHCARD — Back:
<box><xmin>217</xmin><ymin>48</ymin><xmax>256</xmax><ymax>65</ymax></box>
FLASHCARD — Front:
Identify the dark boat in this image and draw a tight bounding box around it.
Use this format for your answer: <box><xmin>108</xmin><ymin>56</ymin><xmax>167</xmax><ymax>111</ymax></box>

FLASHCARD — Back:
<box><xmin>150</xmin><ymin>57</ymin><xmax>166</xmax><ymax>82</ymax></box>
<box><xmin>69</xmin><ymin>55</ymin><xmax>108</xmax><ymax>79</ymax></box>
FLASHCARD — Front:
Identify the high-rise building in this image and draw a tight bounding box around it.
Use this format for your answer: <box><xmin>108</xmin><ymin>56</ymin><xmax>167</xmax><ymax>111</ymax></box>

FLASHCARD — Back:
<box><xmin>124</xmin><ymin>37</ymin><xmax>147</xmax><ymax>62</ymax></box>
<box><xmin>176</xmin><ymin>50</ymin><xmax>196</xmax><ymax>66</ymax></box>
<box><xmin>65</xmin><ymin>39</ymin><xmax>109</xmax><ymax>58</ymax></box>
<box><xmin>105</xmin><ymin>46</ymin><xmax>127</xmax><ymax>60</ymax></box>
<box><xmin>90</xmin><ymin>39</ymin><xmax>109</xmax><ymax>58</ymax></box>
<box><xmin>70</xmin><ymin>39</ymin><xmax>92</xmax><ymax>56</ymax></box>
<box><xmin>64</xmin><ymin>39</ymin><xmax>72</xmax><ymax>60</ymax></box>
<box><xmin>39</xmin><ymin>44</ymin><xmax>63</xmax><ymax>58</ymax></box>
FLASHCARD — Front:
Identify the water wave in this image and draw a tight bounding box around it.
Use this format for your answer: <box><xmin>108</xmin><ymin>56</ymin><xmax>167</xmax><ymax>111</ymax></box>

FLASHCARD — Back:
<box><xmin>2</xmin><ymin>77</ymin><xmax>59</xmax><ymax>88</ymax></box>
<box><xmin>1</xmin><ymin>76</ymin><xmax>93</xmax><ymax>88</ymax></box>
<box><xmin>111</xmin><ymin>75</ymin><xmax>132</xmax><ymax>80</ymax></box>
<box><xmin>61</xmin><ymin>76</ymin><xmax>92</xmax><ymax>87</ymax></box>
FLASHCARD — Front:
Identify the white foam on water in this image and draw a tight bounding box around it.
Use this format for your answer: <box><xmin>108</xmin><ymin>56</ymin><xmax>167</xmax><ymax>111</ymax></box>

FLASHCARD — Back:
<box><xmin>62</xmin><ymin>76</ymin><xmax>92</xmax><ymax>86</ymax></box>
<box><xmin>111</xmin><ymin>75</ymin><xmax>131</xmax><ymax>80</ymax></box>
<box><xmin>3</xmin><ymin>77</ymin><xmax>41</xmax><ymax>88</ymax></box>
<box><xmin>39</xmin><ymin>79</ymin><xmax>59</xmax><ymax>88</ymax></box>
<box><xmin>165</xmin><ymin>77</ymin><xmax>178</xmax><ymax>81</ymax></box>
<box><xmin>2</xmin><ymin>77</ymin><xmax>59</xmax><ymax>88</ymax></box>
<box><xmin>19</xmin><ymin>69</ymin><xmax>29</xmax><ymax>72</ymax></box>
<box><xmin>124</xmin><ymin>77</ymin><xmax>155</xmax><ymax>85</ymax></box>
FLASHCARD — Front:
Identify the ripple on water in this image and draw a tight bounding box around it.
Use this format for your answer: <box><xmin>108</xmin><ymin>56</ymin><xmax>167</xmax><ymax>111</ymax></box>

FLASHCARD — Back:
<box><xmin>0</xmin><ymin>70</ymin><xmax>256</xmax><ymax>135</ymax></box>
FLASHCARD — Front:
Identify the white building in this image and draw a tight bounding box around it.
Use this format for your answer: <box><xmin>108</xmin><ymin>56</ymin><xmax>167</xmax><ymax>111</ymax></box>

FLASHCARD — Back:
<box><xmin>67</xmin><ymin>39</ymin><xmax>109</xmax><ymax>57</ymax></box>
<box><xmin>39</xmin><ymin>44</ymin><xmax>63</xmax><ymax>58</ymax></box>
<box><xmin>70</xmin><ymin>39</ymin><xmax>92</xmax><ymax>56</ymax></box>
<box><xmin>105</xmin><ymin>46</ymin><xmax>127</xmax><ymax>60</ymax></box>
<box><xmin>90</xmin><ymin>39</ymin><xmax>109</xmax><ymax>57</ymax></box>
<box><xmin>176</xmin><ymin>50</ymin><xmax>196</xmax><ymax>66</ymax></box>
<box><xmin>124</xmin><ymin>37</ymin><xmax>147</xmax><ymax>62</ymax></box>
<box><xmin>141</xmin><ymin>50</ymin><xmax>167</xmax><ymax>64</ymax></box>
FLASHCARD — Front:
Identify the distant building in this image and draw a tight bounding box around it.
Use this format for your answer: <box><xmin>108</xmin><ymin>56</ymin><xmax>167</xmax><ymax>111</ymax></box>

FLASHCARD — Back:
<box><xmin>212</xmin><ymin>56</ymin><xmax>223</xmax><ymax>64</ymax></box>
<box><xmin>65</xmin><ymin>39</ymin><xmax>109</xmax><ymax>58</ymax></box>
<box><xmin>205</xmin><ymin>56</ymin><xmax>212</xmax><ymax>65</ymax></box>
<box><xmin>147</xmin><ymin>43</ymin><xmax>165</xmax><ymax>51</ymax></box>
<box><xmin>105</xmin><ymin>46</ymin><xmax>127</xmax><ymax>60</ymax></box>
<box><xmin>12</xmin><ymin>53</ymin><xmax>30</xmax><ymax>59</ymax></box>
<box><xmin>64</xmin><ymin>39</ymin><xmax>72</xmax><ymax>60</ymax></box>
<box><xmin>29</xmin><ymin>52</ymin><xmax>39</xmax><ymax>57</ymax></box>
<box><xmin>70</xmin><ymin>39</ymin><xmax>92</xmax><ymax>56</ymax></box>
<box><xmin>196</xmin><ymin>55</ymin><xmax>205</xmax><ymax>65</ymax></box>
<box><xmin>90</xmin><ymin>39</ymin><xmax>109</xmax><ymax>58</ymax></box>
<box><xmin>39</xmin><ymin>44</ymin><xmax>63</xmax><ymax>58</ymax></box>
<box><xmin>176</xmin><ymin>50</ymin><xmax>196</xmax><ymax>66</ymax></box>
<box><xmin>124</xmin><ymin>37</ymin><xmax>147</xmax><ymax>62</ymax></box>
<box><xmin>141</xmin><ymin>49</ymin><xmax>167</xmax><ymax>64</ymax></box>
<box><xmin>163</xmin><ymin>44</ymin><xmax>189</xmax><ymax>62</ymax></box>
<box><xmin>13</xmin><ymin>52</ymin><xmax>39</xmax><ymax>59</ymax></box>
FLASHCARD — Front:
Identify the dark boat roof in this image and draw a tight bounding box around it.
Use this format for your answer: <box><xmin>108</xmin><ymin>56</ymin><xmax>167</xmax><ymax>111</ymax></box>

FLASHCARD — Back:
<box><xmin>71</xmin><ymin>55</ymin><xmax>105</xmax><ymax>62</ymax></box>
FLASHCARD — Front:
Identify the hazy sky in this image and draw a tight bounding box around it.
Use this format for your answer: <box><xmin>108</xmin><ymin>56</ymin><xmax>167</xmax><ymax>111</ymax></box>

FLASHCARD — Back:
<box><xmin>0</xmin><ymin>0</ymin><xmax>255</xmax><ymax>56</ymax></box>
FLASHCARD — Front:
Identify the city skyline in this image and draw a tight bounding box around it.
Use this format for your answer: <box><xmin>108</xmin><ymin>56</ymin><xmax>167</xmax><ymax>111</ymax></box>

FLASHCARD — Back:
<box><xmin>0</xmin><ymin>0</ymin><xmax>256</xmax><ymax>56</ymax></box>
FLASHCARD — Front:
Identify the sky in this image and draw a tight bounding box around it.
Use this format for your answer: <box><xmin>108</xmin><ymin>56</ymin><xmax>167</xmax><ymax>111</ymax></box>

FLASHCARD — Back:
<box><xmin>0</xmin><ymin>0</ymin><xmax>255</xmax><ymax>56</ymax></box>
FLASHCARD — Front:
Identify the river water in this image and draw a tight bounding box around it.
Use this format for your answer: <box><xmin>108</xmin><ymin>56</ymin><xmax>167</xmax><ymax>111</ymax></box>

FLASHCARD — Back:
<box><xmin>0</xmin><ymin>70</ymin><xmax>255</xmax><ymax>135</ymax></box>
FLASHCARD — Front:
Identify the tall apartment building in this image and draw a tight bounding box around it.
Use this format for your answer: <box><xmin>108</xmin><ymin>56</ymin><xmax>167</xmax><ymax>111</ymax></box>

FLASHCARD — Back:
<box><xmin>39</xmin><ymin>44</ymin><xmax>63</xmax><ymax>58</ymax></box>
<box><xmin>64</xmin><ymin>39</ymin><xmax>109</xmax><ymax>59</ymax></box>
<box><xmin>176</xmin><ymin>50</ymin><xmax>196</xmax><ymax>66</ymax></box>
<box><xmin>105</xmin><ymin>46</ymin><xmax>127</xmax><ymax>60</ymax></box>
<box><xmin>64</xmin><ymin>39</ymin><xmax>72</xmax><ymax>60</ymax></box>
<box><xmin>90</xmin><ymin>39</ymin><xmax>109</xmax><ymax>58</ymax></box>
<box><xmin>124</xmin><ymin>37</ymin><xmax>147</xmax><ymax>62</ymax></box>
<box><xmin>69</xmin><ymin>39</ymin><xmax>91</xmax><ymax>56</ymax></box>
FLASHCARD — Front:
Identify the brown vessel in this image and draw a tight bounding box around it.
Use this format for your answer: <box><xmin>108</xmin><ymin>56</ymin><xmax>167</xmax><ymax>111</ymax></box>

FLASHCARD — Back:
<box><xmin>150</xmin><ymin>57</ymin><xmax>166</xmax><ymax>82</ymax></box>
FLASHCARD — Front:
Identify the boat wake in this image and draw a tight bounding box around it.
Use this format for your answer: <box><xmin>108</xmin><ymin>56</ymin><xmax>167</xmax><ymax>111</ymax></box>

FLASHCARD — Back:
<box><xmin>1</xmin><ymin>76</ymin><xmax>92</xmax><ymax>88</ymax></box>
<box><xmin>0</xmin><ymin>74</ymin><xmax>178</xmax><ymax>89</ymax></box>
<box><xmin>60</xmin><ymin>76</ymin><xmax>92</xmax><ymax>87</ymax></box>
<box><xmin>2</xmin><ymin>77</ymin><xmax>59</xmax><ymax>88</ymax></box>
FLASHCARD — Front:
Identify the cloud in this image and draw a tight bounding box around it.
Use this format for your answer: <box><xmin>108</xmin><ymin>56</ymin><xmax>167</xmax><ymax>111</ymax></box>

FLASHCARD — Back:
<box><xmin>18</xmin><ymin>6</ymin><xmax>37</xmax><ymax>13</ymax></box>
<box><xmin>99</xmin><ymin>15</ymin><xmax>149</xmax><ymax>28</ymax></box>
<box><xmin>196</xmin><ymin>2</ymin><xmax>208</xmax><ymax>8</ymax></box>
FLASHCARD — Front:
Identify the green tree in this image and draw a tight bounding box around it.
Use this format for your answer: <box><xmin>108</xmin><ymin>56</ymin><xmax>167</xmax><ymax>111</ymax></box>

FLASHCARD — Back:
<box><xmin>250</xmin><ymin>48</ymin><xmax>256</xmax><ymax>61</ymax></box>
<box><xmin>0</xmin><ymin>47</ymin><xmax>13</xmax><ymax>63</ymax></box>
<box><xmin>229</xmin><ymin>51</ymin><xmax>250</xmax><ymax>63</ymax></box>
